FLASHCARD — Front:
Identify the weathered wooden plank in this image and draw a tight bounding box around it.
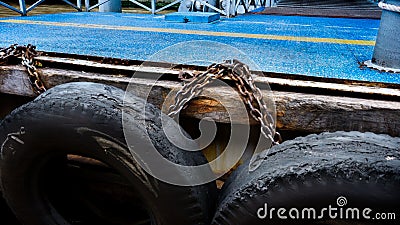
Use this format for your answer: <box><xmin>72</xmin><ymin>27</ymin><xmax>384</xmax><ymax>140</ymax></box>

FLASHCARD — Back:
<box><xmin>1</xmin><ymin>65</ymin><xmax>399</xmax><ymax>136</ymax></box>
<box><xmin>273</xmin><ymin>92</ymin><xmax>400</xmax><ymax>135</ymax></box>
<box><xmin>183</xmin><ymin>90</ymin><xmax>400</xmax><ymax>137</ymax></box>
<box><xmin>36</xmin><ymin>56</ymin><xmax>400</xmax><ymax>99</ymax></box>
<box><xmin>0</xmin><ymin>65</ymin><xmax>36</xmax><ymax>97</ymax></box>
<box><xmin>36</xmin><ymin>56</ymin><xmax>181</xmax><ymax>76</ymax></box>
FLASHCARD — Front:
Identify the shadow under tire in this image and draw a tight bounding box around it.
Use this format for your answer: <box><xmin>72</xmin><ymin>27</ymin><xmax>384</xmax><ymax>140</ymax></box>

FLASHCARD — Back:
<box><xmin>213</xmin><ymin>131</ymin><xmax>400</xmax><ymax>225</ymax></box>
<box><xmin>0</xmin><ymin>82</ymin><xmax>216</xmax><ymax>225</ymax></box>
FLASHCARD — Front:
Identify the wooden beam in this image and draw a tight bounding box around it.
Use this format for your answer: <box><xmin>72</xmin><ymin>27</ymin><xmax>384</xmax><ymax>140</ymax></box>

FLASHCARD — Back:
<box><xmin>0</xmin><ymin>65</ymin><xmax>36</xmax><ymax>97</ymax></box>
<box><xmin>36</xmin><ymin>55</ymin><xmax>400</xmax><ymax>99</ymax></box>
<box><xmin>1</xmin><ymin>65</ymin><xmax>399</xmax><ymax>136</ymax></box>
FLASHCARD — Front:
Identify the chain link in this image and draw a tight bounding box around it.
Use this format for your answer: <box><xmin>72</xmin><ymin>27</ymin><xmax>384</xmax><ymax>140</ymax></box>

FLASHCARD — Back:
<box><xmin>0</xmin><ymin>44</ymin><xmax>46</xmax><ymax>94</ymax></box>
<box><xmin>168</xmin><ymin>59</ymin><xmax>281</xmax><ymax>145</ymax></box>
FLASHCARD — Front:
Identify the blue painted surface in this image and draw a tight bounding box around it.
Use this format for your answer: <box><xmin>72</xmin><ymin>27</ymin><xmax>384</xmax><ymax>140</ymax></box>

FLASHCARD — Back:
<box><xmin>165</xmin><ymin>12</ymin><xmax>220</xmax><ymax>23</ymax></box>
<box><xmin>0</xmin><ymin>12</ymin><xmax>398</xmax><ymax>84</ymax></box>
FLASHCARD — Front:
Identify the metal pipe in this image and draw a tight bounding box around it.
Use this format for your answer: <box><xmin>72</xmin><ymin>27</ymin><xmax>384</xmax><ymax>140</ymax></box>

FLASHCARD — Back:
<box><xmin>128</xmin><ymin>0</ymin><xmax>152</xmax><ymax>12</ymax></box>
<box><xmin>99</xmin><ymin>0</ymin><xmax>121</xmax><ymax>12</ymax></box>
<box><xmin>155</xmin><ymin>0</ymin><xmax>181</xmax><ymax>13</ymax></box>
<box><xmin>62</xmin><ymin>0</ymin><xmax>82</xmax><ymax>11</ymax></box>
<box><xmin>18</xmin><ymin>0</ymin><xmax>27</xmax><ymax>16</ymax></box>
<box><xmin>151</xmin><ymin>0</ymin><xmax>156</xmax><ymax>14</ymax></box>
<box><xmin>367</xmin><ymin>0</ymin><xmax>400</xmax><ymax>72</ymax></box>
<box><xmin>85</xmin><ymin>0</ymin><xmax>90</xmax><ymax>11</ymax></box>
<box><xmin>0</xmin><ymin>1</ymin><xmax>23</xmax><ymax>14</ymax></box>
<box><xmin>26</xmin><ymin>0</ymin><xmax>46</xmax><ymax>13</ymax></box>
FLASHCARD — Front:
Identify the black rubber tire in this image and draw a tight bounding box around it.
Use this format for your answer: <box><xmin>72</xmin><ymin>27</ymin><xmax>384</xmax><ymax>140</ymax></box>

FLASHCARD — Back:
<box><xmin>0</xmin><ymin>82</ymin><xmax>216</xmax><ymax>225</ymax></box>
<box><xmin>213</xmin><ymin>131</ymin><xmax>400</xmax><ymax>225</ymax></box>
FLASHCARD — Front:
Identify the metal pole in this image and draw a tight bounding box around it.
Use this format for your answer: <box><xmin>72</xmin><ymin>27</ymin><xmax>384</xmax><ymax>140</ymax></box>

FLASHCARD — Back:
<box><xmin>77</xmin><ymin>0</ymin><xmax>82</xmax><ymax>10</ymax></box>
<box><xmin>151</xmin><ymin>0</ymin><xmax>156</xmax><ymax>14</ymax></box>
<box><xmin>231</xmin><ymin>0</ymin><xmax>236</xmax><ymax>16</ymax></box>
<box><xmin>366</xmin><ymin>0</ymin><xmax>400</xmax><ymax>72</ymax></box>
<box><xmin>226</xmin><ymin>0</ymin><xmax>231</xmax><ymax>17</ymax></box>
<box><xmin>19</xmin><ymin>0</ymin><xmax>27</xmax><ymax>16</ymax></box>
<box><xmin>85</xmin><ymin>0</ymin><xmax>90</xmax><ymax>11</ymax></box>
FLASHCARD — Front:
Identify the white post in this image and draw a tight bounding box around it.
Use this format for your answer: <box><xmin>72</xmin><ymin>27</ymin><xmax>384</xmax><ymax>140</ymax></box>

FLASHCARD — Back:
<box><xmin>151</xmin><ymin>0</ymin><xmax>156</xmax><ymax>14</ymax></box>
<box><xmin>85</xmin><ymin>0</ymin><xmax>90</xmax><ymax>11</ymax></box>
<box><xmin>228</xmin><ymin>0</ymin><xmax>236</xmax><ymax>17</ymax></box>
<box><xmin>226</xmin><ymin>0</ymin><xmax>230</xmax><ymax>17</ymax></box>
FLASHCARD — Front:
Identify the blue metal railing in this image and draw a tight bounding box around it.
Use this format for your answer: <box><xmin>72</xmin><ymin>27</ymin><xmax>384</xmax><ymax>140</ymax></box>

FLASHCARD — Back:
<box><xmin>0</xmin><ymin>0</ymin><xmax>181</xmax><ymax>15</ymax></box>
<box><xmin>0</xmin><ymin>0</ymin><xmax>84</xmax><ymax>15</ymax></box>
<box><xmin>0</xmin><ymin>0</ymin><xmax>118</xmax><ymax>15</ymax></box>
<box><xmin>0</xmin><ymin>0</ymin><xmax>273</xmax><ymax>16</ymax></box>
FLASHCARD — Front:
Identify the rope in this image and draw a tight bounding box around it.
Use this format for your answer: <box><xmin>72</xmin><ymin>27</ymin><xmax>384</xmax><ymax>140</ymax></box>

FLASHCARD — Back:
<box><xmin>378</xmin><ymin>1</ymin><xmax>400</xmax><ymax>13</ymax></box>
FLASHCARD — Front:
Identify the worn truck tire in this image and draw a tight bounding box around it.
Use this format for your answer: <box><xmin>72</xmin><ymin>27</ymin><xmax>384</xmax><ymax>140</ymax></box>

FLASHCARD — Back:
<box><xmin>213</xmin><ymin>131</ymin><xmax>400</xmax><ymax>225</ymax></box>
<box><xmin>0</xmin><ymin>82</ymin><xmax>216</xmax><ymax>225</ymax></box>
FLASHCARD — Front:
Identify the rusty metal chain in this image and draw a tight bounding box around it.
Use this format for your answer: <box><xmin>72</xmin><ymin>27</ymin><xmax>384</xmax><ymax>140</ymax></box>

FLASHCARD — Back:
<box><xmin>0</xmin><ymin>44</ymin><xmax>46</xmax><ymax>94</ymax></box>
<box><xmin>168</xmin><ymin>59</ymin><xmax>281</xmax><ymax>145</ymax></box>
